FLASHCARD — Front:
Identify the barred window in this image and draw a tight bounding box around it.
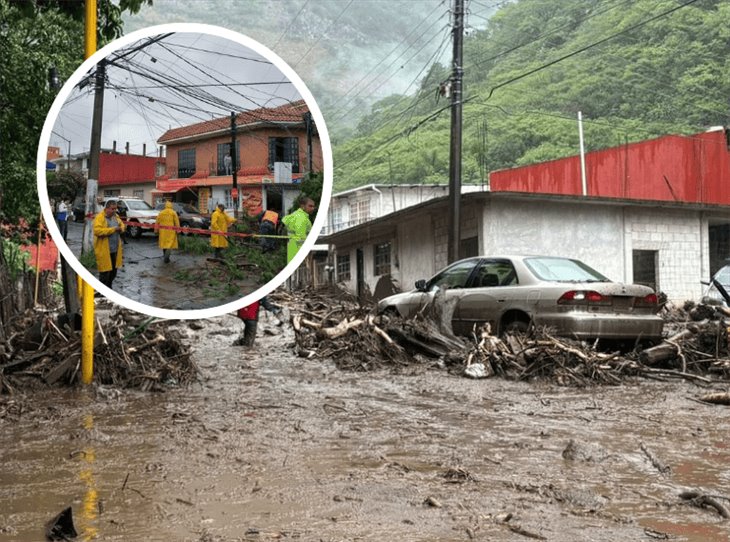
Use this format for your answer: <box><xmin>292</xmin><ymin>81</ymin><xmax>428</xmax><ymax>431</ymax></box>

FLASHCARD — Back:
<box><xmin>132</xmin><ymin>189</ymin><xmax>144</xmax><ymax>199</ymax></box>
<box><xmin>374</xmin><ymin>242</ymin><xmax>391</xmax><ymax>276</ymax></box>
<box><xmin>350</xmin><ymin>200</ymin><xmax>370</xmax><ymax>225</ymax></box>
<box><xmin>268</xmin><ymin>137</ymin><xmax>300</xmax><ymax>173</ymax></box>
<box><xmin>336</xmin><ymin>254</ymin><xmax>351</xmax><ymax>281</ymax></box>
<box><xmin>178</xmin><ymin>148</ymin><xmax>196</xmax><ymax>178</ymax></box>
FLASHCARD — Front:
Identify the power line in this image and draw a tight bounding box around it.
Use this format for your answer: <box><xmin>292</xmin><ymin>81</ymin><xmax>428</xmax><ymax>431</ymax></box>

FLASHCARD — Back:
<box><xmin>328</xmin><ymin>1</ymin><xmax>446</xmax><ymax>111</ymax></box>
<box><xmin>162</xmin><ymin>42</ymin><xmax>273</xmax><ymax>64</ymax></box>
<box><xmin>465</xmin><ymin>0</ymin><xmax>635</xmax><ymax>72</ymax></box>
<box><xmin>271</xmin><ymin>0</ymin><xmax>311</xmax><ymax>51</ymax></box>
<box><xmin>478</xmin><ymin>0</ymin><xmax>702</xmax><ymax>101</ymax></box>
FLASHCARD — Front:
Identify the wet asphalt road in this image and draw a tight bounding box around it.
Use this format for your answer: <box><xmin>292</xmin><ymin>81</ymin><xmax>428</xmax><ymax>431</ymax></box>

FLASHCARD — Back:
<box><xmin>62</xmin><ymin>221</ymin><xmax>258</xmax><ymax>311</ymax></box>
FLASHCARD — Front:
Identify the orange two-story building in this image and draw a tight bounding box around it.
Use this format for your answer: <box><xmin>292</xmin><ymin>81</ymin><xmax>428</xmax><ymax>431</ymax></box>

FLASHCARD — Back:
<box><xmin>155</xmin><ymin>100</ymin><xmax>323</xmax><ymax>217</ymax></box>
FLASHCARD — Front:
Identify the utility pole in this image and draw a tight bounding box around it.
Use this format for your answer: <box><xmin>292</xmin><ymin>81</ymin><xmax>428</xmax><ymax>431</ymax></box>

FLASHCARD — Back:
<box><xmin>447</xmin><ymin>0</ymin><xmax>465</xmax><ymax>264</ymax></box>
<box><xmin>230</xmin><ymin>112</ymin><xmax>238</xmax><ymax>219</ymax></box>
<box><xmin>83</xmin><ymin>58</ymin><xmax>105</xmax><ymax>253</ymax></box>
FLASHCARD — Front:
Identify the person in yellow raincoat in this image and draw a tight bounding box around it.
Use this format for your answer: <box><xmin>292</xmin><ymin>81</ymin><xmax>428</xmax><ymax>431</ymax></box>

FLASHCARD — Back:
<box><xmin>282</xmin><ymin>197</ymin><xmax>315</xmax><ymax>264</ymax></box>
<box><xmin>210</xmin><ymin>203</ymin><xmax>236</xmax><ymax>259</ymax></box>
<box><xmin>93</xmin><ymin>199</ymin><xmax>125</xmax><ymax>290</ymax></box>
<box><xmin>155</xmin><ymin>201</ymin><xmax>180</xmax><ymax>263</ymax></box>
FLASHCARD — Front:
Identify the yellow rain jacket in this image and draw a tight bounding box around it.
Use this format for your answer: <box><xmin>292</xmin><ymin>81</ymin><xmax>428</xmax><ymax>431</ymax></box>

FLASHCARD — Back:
<box><xmin>210</xmin><ymin>208</ymin><xmax>236</xmax><ymax>248</ymax></box>
<box><xmin>155</xmin><ymin>201</ymin><xmax>180</xmax><ymax>249</ymax></box>
<box><xmin>92</xmin><ymin>210</ymin><xmax>125</xmax><ymax>272</ymax></box>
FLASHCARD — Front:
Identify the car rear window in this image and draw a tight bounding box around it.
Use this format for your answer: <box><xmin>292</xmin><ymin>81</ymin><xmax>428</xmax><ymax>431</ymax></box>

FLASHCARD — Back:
<box><xmin>524</xmin><ymin>257</ymin><xmax>609</xmax><ymax>283</ymax></box>
<box><xmin>125</xmin><ymin>200</ymin><xmax>153</xmax><ymax>210</ymax></box>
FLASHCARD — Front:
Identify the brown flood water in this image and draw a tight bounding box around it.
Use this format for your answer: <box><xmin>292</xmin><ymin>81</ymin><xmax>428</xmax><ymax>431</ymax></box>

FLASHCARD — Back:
<box><xmin>1</xmin><ymin>316</ymin><xmax>729</xmax><ymax>541</ymax></box>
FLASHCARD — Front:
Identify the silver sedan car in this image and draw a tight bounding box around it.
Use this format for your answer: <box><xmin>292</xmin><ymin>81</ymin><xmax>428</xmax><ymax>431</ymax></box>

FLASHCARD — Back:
<box><xmin>378</xmin><ymin>255</ymin><xmax>664</xmax><ymax>341</ymax></box>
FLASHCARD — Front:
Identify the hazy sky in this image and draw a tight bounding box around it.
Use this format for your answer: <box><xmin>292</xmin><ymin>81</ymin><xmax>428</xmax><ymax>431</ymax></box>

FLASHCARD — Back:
<box><xmin>51</xmin><ymin>32</ymin><xmax>304</xmax><ymax>156</ymax></box>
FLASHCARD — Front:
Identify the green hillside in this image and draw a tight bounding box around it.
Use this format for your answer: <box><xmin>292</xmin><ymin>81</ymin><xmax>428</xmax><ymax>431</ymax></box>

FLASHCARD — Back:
<box><xmin>333</xmin><ymin>0</ymin><xmax>730</xmax><ymax>190</ymax></box>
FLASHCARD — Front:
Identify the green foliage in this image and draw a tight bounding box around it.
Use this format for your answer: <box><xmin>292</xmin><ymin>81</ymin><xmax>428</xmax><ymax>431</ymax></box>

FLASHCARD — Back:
<box><xmin>46</xmin><ymin>169</ymin><xmax>86</xmax><ymax>202</ymax></box>
<box><xmin>78</xmin><ymin>250</ymin><xmax>96</xmax><ymax>270</ymax></box>
<box><xmin>333</xmin><ymin>0</ymin><xmax>730</xmax><ymax>191</ymax></box>
<box><xmin>0</xmin><ymin>0</ymin><xmax>151</xmax><ymax>223</ymax></box>
<box><xmin>2</xmin><ymin>240</ymin><xmax>31</xmax><ymax>281</ymax></box>
<box><xmin>178</xmin><ymin>235</ymin><xmax>210</xmax><ymax>255</ymax></box>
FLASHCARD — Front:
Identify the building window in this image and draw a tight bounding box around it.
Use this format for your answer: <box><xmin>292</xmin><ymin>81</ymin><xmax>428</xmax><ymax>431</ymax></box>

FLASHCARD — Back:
<box><xmin>350</xmin><ymin>200</ymin><xmax>370</xmax><ymax>226</ymax></box>
<box><xmin>633</xmin><ymin>250</ymin><xmax>658</xmax><ymax>291</ymax></box>
<box><xmin>268</xmin><ymin>137</ymin><xmax>299</xmax><ymax>173</ymax></box>
<box><xmin>336</xmin><ymin>254</ymin><xmax>351</xmax><ymax>281</ymax></box>
<box><xmin>132</xmin><ymin>189</ymin><xmax>144</xmax><ymax>199</ymax></box>
<box><xmin>216</xmin><ymin>142</ymin><xmax>240</xmax><ymax>176</ymax></box>
<box><xmin>329</xmin><ymin>206</ymin><xmax>343</xmax><ymax>233</ymax></box>
<box><xmin>374</xmin><ymin>242</ymin><xmax>391</xmax><ymax>276</ymax></box>
<box><xmin>224</xmin><ymin>189</ymin><xmax>234</xmax><ymax>209</ymax></box>
<box><xmin>178</xmin><ymin>148</ymin><xmax>196</xmax><ymax>178</ymax></box>
<box><xmin>103</xmin><ymin>189</ymin><xmax>120</xmax><ymax>197</ymax></box>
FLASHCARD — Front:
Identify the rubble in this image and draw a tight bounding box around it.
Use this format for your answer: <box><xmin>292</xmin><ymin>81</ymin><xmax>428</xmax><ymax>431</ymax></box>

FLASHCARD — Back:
<box><xmin>289</xmin><ymin>287</ymin><xmax>730</xmax><ymax>386</ymax></box>
<box><xmin>0</xmin><ymin>302</ymin><xmax>198</xmax><ymax>394</ymax></box>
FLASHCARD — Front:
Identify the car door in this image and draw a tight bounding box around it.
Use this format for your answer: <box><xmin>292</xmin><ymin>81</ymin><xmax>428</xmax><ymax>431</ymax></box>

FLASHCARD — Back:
<box><xmin>455</xmin><ymin>258</ymin><xmax>519</xmax><ymax>334</ymax></box>
<box><xmin>421</xmin><ymin>259</ymin><xmax>481</xmax><ymax>330</ymax></box>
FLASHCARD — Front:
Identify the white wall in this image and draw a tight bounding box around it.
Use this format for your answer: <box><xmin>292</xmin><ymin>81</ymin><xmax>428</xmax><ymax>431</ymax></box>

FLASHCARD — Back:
<box><xmin>333</xmin><ymin>196</ymin><xmax>723</xmax><ymax>303</ymax></box>
<box><xmin>623</xmin><ymin>208</ymin><xmax>705</xmax><ymax>301</ymax></box>
<box><xmin>482</xmin><ymin>199</ymin><xmax>625</xmax><ymax>282</ymax></box>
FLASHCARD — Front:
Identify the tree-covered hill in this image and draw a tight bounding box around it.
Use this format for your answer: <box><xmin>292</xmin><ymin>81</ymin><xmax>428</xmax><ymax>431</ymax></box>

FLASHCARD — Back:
<box><xmin>334</xmin><ymin>0</ymin><xmax>730</xmax><ymax>191</ymax></box>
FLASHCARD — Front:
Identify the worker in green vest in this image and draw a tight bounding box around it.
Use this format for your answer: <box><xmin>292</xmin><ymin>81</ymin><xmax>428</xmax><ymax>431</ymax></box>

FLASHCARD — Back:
<box><xmin>282</xmin><ymin>196</ymin><xmax>315</xmax><ymax>264</ymax></box>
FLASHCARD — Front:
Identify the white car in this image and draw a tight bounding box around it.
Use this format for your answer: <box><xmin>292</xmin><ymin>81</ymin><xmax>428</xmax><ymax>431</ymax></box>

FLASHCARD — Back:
<box><xmin>103</xmin><ymin>197</ymin><xmax>159</xmax><ymax>238</ymax></box>
<box><xmin>378</xmin><ymin>255</ymin><xmax>664</xmax><ymax>341</ymax></box>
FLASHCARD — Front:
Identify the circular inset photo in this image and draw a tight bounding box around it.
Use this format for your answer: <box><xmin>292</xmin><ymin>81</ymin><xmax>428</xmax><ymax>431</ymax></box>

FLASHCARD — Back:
<box><xmin>39</xmin><ymin>24</ymin><xmax>332</xmax><ymax>319</ymax></box>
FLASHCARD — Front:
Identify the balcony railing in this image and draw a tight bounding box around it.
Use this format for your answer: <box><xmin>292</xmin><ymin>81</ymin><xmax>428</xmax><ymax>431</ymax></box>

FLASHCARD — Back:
<box><xmin>321</xmin><ymin>216</ymin><xmax>372</xmax><ymax>236</ymax></box>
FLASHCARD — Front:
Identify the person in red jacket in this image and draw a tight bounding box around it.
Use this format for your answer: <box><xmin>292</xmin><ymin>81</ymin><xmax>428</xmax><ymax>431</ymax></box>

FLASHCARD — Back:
<box><xmin>235</xmin><ymin>301</ymin><xmax>260</xmax><ymax>347</ymax></box>
<box><xmin>234</xmin><ymin>296</ymin><xmax>285</xmax><ymax>347</ymax></box>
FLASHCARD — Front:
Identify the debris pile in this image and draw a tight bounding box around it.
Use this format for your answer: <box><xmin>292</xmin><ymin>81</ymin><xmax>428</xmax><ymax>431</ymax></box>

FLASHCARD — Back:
<box><xmin>0</xmin><ymin>303</ymin><xmax>197</xmax><ymax>394</ymax></box>
<box><xmin>288</xmin><ymin>287</ymin><xmax>730</xmax><ymax>385</ymax></box>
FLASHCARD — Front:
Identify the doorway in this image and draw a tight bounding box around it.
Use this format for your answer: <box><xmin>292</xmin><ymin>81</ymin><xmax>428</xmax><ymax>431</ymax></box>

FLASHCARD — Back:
<box><xmin>356</xmin><ymin>248</ymin><xmax>365</xmax><ymax>300</ymax></box>
<box><xmin>265</xmin><ymin>186</ymin><xmax>284</xmax><ymax>214</ymax></box>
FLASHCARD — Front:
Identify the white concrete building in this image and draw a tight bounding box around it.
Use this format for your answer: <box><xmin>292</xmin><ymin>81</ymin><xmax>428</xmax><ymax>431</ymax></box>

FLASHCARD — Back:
<box><xmin>319</xmin><ymin>191</ymin><xmax>730</xmax><ymax>304</ymax></box>
<box><xmin>324</xmin><ymin>183</ymin><xmax>487</xmax><ymax>235</ymax></box>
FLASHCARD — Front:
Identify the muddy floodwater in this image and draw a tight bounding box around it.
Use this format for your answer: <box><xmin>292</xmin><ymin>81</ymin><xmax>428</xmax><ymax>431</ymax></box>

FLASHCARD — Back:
<box><xmin>1</xmin><ymin>316</ymin><xmax>729</xmax><ymax>541</ymax></box>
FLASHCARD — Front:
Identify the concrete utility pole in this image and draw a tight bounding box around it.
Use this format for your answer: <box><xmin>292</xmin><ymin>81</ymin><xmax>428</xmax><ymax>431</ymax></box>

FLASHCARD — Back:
<box><xmin>447</xmin><ymin>0</ymin><xmax>465</xmax><ymax>264</ymax></box>
<box><xmin>230</xmin><ymin>112</ymin><xmax>238</xmax><ymax>219</ymax></box>
<box><xmin>83</xmin><ymin>58</ymin><xmax>106</xmax><ymax>253</ymax></box>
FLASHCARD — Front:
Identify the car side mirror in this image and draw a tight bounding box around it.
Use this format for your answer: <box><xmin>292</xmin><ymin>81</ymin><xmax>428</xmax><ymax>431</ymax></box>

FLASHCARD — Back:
<box><xmin>415</xmin><ymin>279</ymin><xmax>427</xmax><ymax>292</ymax></box>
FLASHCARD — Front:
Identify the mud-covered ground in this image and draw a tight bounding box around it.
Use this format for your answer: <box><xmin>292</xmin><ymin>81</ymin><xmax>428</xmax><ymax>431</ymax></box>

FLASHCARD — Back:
<box><xmin>65</xmin><ymin>221</ymin><xmax>259</xmax><ymax>309</ymax></box>
<box><xmin>1</xmin><ymin>314</ymin><xmax>729</xmax><ymax>541</ymax></box>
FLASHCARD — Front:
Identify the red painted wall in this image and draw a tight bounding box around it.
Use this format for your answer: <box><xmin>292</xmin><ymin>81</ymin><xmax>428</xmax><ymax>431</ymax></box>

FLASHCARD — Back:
<box><xmin>490</xmin><ymin>129</ymin><xmax>730</xmax><ymax>205</ymax></box>
<box><xmin>99</xmin><ymin>154</ymin><xmax>162</xmax><ymax>185</ymax></box>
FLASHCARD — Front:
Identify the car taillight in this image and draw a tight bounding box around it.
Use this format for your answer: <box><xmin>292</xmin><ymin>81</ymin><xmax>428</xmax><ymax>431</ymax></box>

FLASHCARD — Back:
<box><xmin>558</xmin><ymin>290</ymin><xmax>611</xmax><ymax>305</ymax></box>
<box><xmin>634</xmin><ymin>293</ymin><xmax>658</xmax><ymax>308</ymax></box>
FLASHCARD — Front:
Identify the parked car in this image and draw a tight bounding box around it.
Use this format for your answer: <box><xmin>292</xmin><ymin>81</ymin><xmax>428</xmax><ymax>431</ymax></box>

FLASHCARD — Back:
<box><xmin>105</xmin><ymin>197</ymin><xmax>159</xmax><ymax>238</ymax></box>
<box><xmin>701</xmin><ymin>262</ymin><xmax>730</xmax><ymax>306</ymax></box>
<box><xmin>378</xmin><ymin>255</ymin><xmax>664</xmax><ymax>341</ymax></box>
<box><xmin>153</xmin><ymin>202</ymin><xmax>211</xmax><ymax>233</ymax></box>
<box><xmin>72</xmin><ymin>200</ymin><xmax>86</xmax><ymax>222</ymax></box>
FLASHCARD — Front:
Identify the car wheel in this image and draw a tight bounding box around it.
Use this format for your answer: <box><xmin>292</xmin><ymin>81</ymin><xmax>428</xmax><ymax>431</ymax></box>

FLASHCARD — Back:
<box><xmin>180</xmin><ymin>221</ymin><xmax>190</xmax><ymax>235</ymax></box>
<box><xmin>128</xmin><ymin>223</ymin><xmax>142</xmax><ymax>238</ymax></box>
<box><xmin>502</xmin><ymin>318</ymin><xmax>530</xmax><ymax>336</ymax></box>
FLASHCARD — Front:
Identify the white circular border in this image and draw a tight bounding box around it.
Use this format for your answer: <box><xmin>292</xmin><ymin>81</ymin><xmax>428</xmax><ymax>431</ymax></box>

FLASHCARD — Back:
<box><xmin>38</xmin><ymin>23</ymin><xmax>332</xmax><ymax>320</ymax></box>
